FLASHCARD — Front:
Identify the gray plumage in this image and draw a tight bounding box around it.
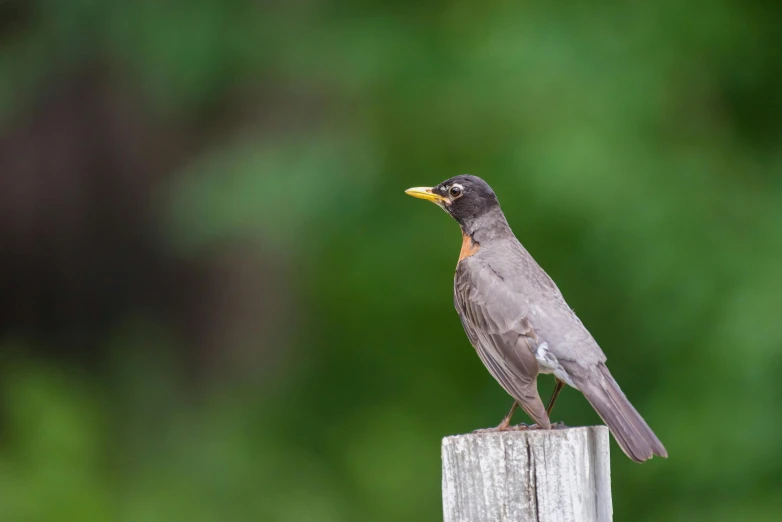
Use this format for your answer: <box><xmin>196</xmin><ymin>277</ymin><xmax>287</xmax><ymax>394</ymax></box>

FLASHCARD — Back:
<box><xmin>410</xmin><ymin>174</ymin><xmax>667</xmax><ymax>463</ymax></box>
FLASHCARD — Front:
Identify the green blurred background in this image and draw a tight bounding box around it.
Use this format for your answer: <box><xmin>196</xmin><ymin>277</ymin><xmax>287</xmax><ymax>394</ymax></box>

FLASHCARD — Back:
<box><xmin>1</xmin><ymin>1</ymin><xmax>781</xmax><ymax>520</ymax></box>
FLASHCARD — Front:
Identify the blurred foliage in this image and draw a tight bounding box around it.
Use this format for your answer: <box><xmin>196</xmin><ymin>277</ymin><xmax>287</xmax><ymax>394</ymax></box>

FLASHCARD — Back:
<box><xmin>1</xmin><ymin>0</ymin><xmax>782</xmax><ymax>521</ymax></box>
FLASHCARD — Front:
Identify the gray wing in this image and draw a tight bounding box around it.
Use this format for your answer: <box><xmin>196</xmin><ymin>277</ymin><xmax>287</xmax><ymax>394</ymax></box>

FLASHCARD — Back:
<box><xmin>454</xmin><ymin>258</ymin><xmax>550</xmax><ymax>428</ymax></box>
<box><xmin>478</xmin><ymin>238</ymin><xmax>607</xmax><ymax>371</ymax></box>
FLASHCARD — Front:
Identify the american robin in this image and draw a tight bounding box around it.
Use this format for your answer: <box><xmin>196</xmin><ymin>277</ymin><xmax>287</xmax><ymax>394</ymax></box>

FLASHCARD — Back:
<box><xmin>405</xmin><ymin>175</ymin><xmax>667</xmax><ymax>462</ymax></box>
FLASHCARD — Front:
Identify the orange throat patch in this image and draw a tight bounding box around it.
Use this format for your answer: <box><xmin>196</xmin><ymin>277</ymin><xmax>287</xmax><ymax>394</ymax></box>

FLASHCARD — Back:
<box><xmin>458</xmin><ymin>232</ymin><xmax>480</xmax><ymax>262</ymax></box>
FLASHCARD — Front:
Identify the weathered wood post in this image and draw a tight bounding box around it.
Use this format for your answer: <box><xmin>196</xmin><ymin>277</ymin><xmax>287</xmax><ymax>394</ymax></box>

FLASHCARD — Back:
<box><xmin>442</xmin><ymin>426</ymin><xmax>612</xmax><ymax>522</ymax></box>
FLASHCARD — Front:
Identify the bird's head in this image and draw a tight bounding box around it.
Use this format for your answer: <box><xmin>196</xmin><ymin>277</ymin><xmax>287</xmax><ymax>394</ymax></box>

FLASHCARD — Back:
<box><xmin>405</xmin><ymin>175</ymin><xmax>500</xmax><ymax>229</ymax></box>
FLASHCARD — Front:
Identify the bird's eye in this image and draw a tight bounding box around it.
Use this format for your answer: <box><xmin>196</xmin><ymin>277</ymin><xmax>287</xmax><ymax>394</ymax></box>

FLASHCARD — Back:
<box><xmin>449</xmin><ymin>185</ymin><xmax>463</xmax><ymax>198</ymax></box>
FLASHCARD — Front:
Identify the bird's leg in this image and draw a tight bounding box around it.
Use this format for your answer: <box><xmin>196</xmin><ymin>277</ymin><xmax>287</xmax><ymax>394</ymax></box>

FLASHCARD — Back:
<box><xmin>473</xmin><ymin>401</ymin><xmax>517</xmax><ymax>433</ymax></box>
<box><xmin>496</xmin><ymin>401</ymin><xmax>518</xmax><ymax>430</ymax></box>
<box><xmin>544</xmin><ymin>378</ymin><xmax>567</xmax><ymax>429</ymax></box>
<box><xmin>507</xmin><ymin>380</ymin><xmax>568</xmax><ymax>431</ymax></box>
<box><xmin>546</xmin><ymin>378</ymin><xmax>565</xmax><ymax>417</ymax></box>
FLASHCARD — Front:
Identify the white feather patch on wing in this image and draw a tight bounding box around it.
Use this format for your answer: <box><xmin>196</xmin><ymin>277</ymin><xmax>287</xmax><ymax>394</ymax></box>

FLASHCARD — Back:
<box><xmin>534</xmin><ymin>342</ymin><xmax>578</xmax><ymax>389</ymax></box>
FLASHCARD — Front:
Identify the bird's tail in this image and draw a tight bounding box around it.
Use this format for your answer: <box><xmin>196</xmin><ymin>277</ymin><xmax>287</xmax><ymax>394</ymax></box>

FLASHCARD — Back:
<box><xmin>576</xmin><ymin>364</ymin><xmax>667</xmax><ymax>463</ymax></box>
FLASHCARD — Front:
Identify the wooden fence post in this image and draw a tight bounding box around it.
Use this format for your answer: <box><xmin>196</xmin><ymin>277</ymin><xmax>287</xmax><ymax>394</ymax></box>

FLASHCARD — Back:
<box><xmin>442</xmin><ymin>426</ymin><xmax>612</xmax><ymax>522</ymax></box>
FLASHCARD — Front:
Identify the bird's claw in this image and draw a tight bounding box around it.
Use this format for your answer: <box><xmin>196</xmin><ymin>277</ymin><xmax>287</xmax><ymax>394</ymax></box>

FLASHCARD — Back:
<box><xmin>473</xmin><ymin>423</ymin><xmax>512</xmax><ymax>434</ymax></box>
<box><xmin>472</xmin><ymin>427</ymin><xmax>501</xmax><ymax>434</ymax></box>
<box><xmin>472</xmin><ymin>418</ymin><xmax>517</xmax><ymax>433</ymax></box>
<box><xmin>509</xmin><ymin>422</ymin><xmax>540</xmax><ymax>430</ymax></box>
<box><xmin>473</xmin><ymin>421</ymin><xmax>568</xmax><ymax>434</ymax></box>
<box><xmin>509</xmin><ymin>422</ymin><xmax>567</xmax><ymax>431</ymax></box>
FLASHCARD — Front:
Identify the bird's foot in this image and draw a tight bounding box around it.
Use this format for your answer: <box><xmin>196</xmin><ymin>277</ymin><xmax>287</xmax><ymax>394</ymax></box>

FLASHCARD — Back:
<box><xmin>473</xmin><ymin>427</ymin><xmax>503</xmax><ymax>434</ymax></box>
<box><xmin>512</xmin><ymin>421</ymin><xmax>567</xmax><ymax>430</ymax></box>
<box><xmin>473</xmin><ymin>423</ymin><xmax>511</xmax><ymax>434</ymax></box>
<box><xmin>508</xmin><ymin>422</ymin><xmax>541</xmax><ymax>430</ymax></box>
<box><xmin>473</xmin><ymin>421</ymin><xmax>567</xmax><ymax>433</ymax></box>
<box><xmin>473</xmin><ymin>418</ymin><xmax>516</xmax><ymax>434</ymax></box>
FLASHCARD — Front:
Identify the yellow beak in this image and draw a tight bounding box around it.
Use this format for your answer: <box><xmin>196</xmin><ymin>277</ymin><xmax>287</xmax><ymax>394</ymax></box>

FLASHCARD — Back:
<box><xmin>404</xmin><ymin>187</ymin><xmax>445</xmax><ymax>203</ymax></box>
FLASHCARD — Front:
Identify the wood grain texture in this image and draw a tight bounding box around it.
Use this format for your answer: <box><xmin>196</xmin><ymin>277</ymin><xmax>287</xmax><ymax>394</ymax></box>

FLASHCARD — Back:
<box><xmin>442</xmin><ymin>426</ymin><xmax>612</xmax><ymax>522</ymax></box>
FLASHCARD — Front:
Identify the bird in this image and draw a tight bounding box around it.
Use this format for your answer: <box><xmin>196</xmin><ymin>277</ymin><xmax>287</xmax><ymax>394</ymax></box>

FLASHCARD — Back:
<box><xmin>405</xmin><ymin>175</ymin><xmax>667</xmax><ymax>463</ymax></box>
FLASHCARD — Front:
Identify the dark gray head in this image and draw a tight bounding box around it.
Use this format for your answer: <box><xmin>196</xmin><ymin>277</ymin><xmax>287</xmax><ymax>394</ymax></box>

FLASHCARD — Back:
<box><xmin>405</xmin><ymin>174</ymin><xmax>501</xmax><ymax>230</ymax></box>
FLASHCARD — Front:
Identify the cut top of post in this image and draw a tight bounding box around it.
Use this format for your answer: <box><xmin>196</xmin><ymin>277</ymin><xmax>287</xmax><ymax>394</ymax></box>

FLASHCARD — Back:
<box><xmin>441</xmin><ymin>426</ymin><xmax>612</xmax><ymax>522</ymax></box>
